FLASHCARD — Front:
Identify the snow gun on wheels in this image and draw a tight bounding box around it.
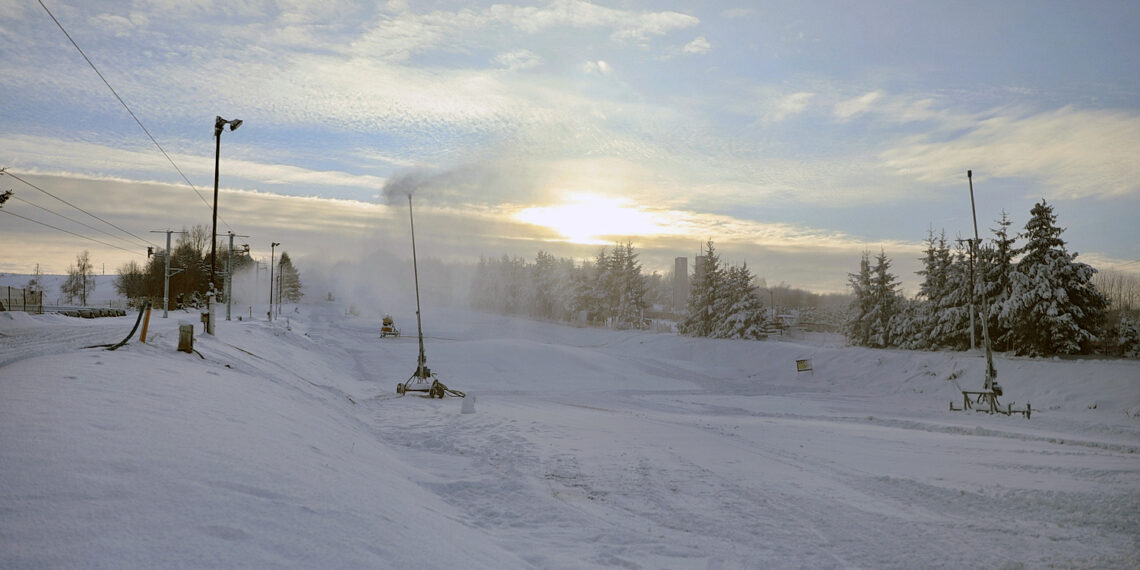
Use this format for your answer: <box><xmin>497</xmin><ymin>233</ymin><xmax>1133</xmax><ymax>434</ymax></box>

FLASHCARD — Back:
<box><xmin>394</xmin><ymin>194</ymin><xmax>464</xmax><ymax>399</ymax></box>
<box><xmin>949</xmin><ymin>171</ymin><xmax>1030</xmax><ymax>419</ymax></box>
<box><xmin>380</xmin><ymin>314</ymin><xmax>400</xmax><ymax>338</ymax></box>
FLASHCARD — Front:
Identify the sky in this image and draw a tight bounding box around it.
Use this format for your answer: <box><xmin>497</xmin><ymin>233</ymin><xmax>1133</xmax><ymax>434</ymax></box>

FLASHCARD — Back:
<box><xmin>2</xmin><ymin>0</ymin><xmax>1139</xmax><ymax>294</ymax></box>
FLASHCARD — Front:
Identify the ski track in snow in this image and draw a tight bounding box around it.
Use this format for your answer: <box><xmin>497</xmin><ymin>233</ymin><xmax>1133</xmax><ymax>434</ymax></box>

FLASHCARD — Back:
<box><xmin>2</xmin><ymin>304</ymin><xmax>1138</xmax><ymax>568</ymax></box>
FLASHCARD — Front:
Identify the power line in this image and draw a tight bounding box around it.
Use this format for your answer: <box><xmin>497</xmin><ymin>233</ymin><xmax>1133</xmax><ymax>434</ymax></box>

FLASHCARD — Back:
<box><xmin>2</xmin><ymin>169</ymin><xmax>156</xmax><ymax>248</ymax></box>
<box><xmin>37</xmin><ymin>0</ymin><xmax>231</xmax><ymax>232</ymax></box>
<box><xmin>9</xmin><ymin>191</ymin><xmax>143</xmax><ymax>250</ymax></box>
<box><xmin>1</xmin><ymin>209</ymin><xmax>145</xmax><ymax>256</ymax></box>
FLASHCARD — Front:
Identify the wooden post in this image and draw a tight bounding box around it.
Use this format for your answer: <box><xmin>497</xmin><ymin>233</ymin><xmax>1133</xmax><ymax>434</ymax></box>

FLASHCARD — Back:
<box><xmin>178</xmin><ymin>323</ymin><xmax>194</xmax><ymax>353</ymax></box>
<box><xmin>140</xmin><ymin>305</ymin><xmax>153</xmax><ymax>343</ymax></box>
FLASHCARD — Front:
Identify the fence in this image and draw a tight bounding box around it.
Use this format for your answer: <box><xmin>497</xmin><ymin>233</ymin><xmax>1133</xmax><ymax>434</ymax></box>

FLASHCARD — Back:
<box><xmin>2</xmin><ymin>286</ymin><xmax>44</xmax><ymax>314</ymax></box>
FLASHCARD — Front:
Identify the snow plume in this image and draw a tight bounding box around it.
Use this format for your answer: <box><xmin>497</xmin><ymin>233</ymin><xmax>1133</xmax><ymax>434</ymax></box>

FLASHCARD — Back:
<box><xmin>380</xmin><ymin>159</ymin><xmax>552</xmax><ymax>207</ymax></box>
<box><xmin>380</xmin><ymin>165</ymin><xmax>489</xmax><ymax>205</ymax></box>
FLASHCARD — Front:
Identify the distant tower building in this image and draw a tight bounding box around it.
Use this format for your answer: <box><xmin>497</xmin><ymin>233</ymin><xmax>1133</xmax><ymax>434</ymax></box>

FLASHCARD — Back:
<box><xmin>672</xmin><ymin>256</ymin><xmax>689</xmax><ymax>311</ymax></box>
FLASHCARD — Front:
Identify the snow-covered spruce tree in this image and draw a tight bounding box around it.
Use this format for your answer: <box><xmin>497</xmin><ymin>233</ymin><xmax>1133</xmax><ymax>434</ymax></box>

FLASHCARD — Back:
<box><xmin>976</xmin><ymin>211</ymin><xmax>1017</xmax><ymax>351</ymax></box>
<box><xmin>679</xmin><ymin>241</ymin><xmax>724</xmax><ymax>337</ymax></box>
<box><xmin>716</xmin><ymin>262</ymin><xmax>768</xmax><ymax>340</ymax></box>
<box><xmin>865</xmin><ymin>249</ymin><xmax>903</xmax><ymax>348</ymax></box>
<box><xmin>888</xmin><ymin>297</ymin><xmax>926</xmax><ymax>350</ymax></box>
<box><xmin>528</xmin><ymin>251</ymin><xmax>558</xmax><ymax>320</ymax></box>
<box><xmin>612</xmin><ymin>242</ymin><xmax>648</xmax><ymax>326</ymax></box>
<box><xmin>1001</xmin><ymin>200</ymin><xmax>1108</xmax><ymax>356</ymax></box>
<box><xmin>909</xmin><ymin>228</ymin><xmax>954</xmax><ymax>349</ymax></box>
<box><xmin>844</xmin><ymin>251</ymin><xmax>873</xmax><ymax>346</ymax></box>
<box><xmin>928</xmin><ymin>242</ymin><xmax>974</xmax><ymax>350</ymax></box>
<box><xmin>277</xmin><ymin>252</ymin><xmax>304</xmax><ymax>303</ymax></box>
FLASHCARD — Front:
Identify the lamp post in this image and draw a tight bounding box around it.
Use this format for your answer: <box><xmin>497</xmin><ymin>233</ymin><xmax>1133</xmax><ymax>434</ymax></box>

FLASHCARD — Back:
<box><xmin>210</xmin><ymin>115</ymin><xmax>242</xmax><ymax>295</ymax></box>
<box><xmin>269</xmin><ymin>242</ymin><xmax>279</xmax><ymax>321</ymax></box>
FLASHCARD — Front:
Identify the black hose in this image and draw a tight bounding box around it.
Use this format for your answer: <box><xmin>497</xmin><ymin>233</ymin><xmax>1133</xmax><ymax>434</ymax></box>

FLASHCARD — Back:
<box><xmin>106</xmin><ymin>301</ymin><xmax>150</xmax><ymax>351</ymax></box>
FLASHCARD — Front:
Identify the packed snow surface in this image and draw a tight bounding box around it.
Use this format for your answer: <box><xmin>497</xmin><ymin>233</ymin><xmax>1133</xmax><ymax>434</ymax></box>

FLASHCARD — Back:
<box><xmin>2</xmin><ymin>303</ymin><xmax>1138</xmax><ymax>568</ymax></box>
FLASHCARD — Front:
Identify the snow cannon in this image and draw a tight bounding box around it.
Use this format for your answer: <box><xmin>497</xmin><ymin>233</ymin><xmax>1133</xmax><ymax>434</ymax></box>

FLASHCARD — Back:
<box><xmin>380</xmin><ymin>314</ymin><xmax>400</xmax><ymax>338</ymax></box>
<box><xmin>394</xmin><ymin>194</ymin><xmax>464</xmax><ymax>399</ymax></box>
<box><xmin>948</xmin><ymin>170</ymin><xmax>1029</xmax><ymax>419</ymax></box>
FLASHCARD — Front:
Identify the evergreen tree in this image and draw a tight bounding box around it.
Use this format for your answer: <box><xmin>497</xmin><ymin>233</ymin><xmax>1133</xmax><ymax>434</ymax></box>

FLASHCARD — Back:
<box><xmin>929</xmin><ymin>243</ymin><xmax>973</xmax><ymax>350</ymax></box>
<box><xmin>844</xmin><ymin>251</ymin><xmax>873</xmax><ymax>346</ymax></box>
<box><xmin>679</xmin><ymin>241</ymin><xmax>724</xmax><ymax>337</ymax></box>
<box><xmin>977</xmin><ymin>211</ymin><xmax>1017</xmax><ymax>351</ymax></box>
<box><xmin>1001</xmin><ymin>200</ymin><xmax>1108</xmax><ymax>356</ymax></box>
<box><xmin>528</xmin><ymin>251</ymin><xmax>558</xmax><ymax>319</ymax></box>
<box><xmin>718</xmin><ymin>262</ymin><xmax>768</xmax><ymax>339</ymax></box>
<box><xmin>277</xmin><ymin>252</ymin><xmax>304</xmax><ymax>303</ymax></box>
<box><xmin>911</xmin><ymin>229</ymin><xmax>953</xmax><ymax>349</ymax></box>
<box><xmin>60</xmin><ymin>250</ymin><xmax>96</xmax><ymax>306</ymax></box>
<box><xmin>865</xmin><ymin>249</ymin><xmax>902</xmax><ymax>348</ymax></box>
<box><xmin>613</xmin><ymin>242</ymin><xmax>648</xmax><ymax>326</ymax></box>
<box><xmin>888</xmin><ymin>297</ymin><xmax>926</xmax><ymax>350</ymax></box>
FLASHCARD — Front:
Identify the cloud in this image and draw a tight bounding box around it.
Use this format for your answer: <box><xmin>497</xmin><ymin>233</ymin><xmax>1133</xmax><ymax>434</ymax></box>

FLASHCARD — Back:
<box><xmin>580</xmin><ymin>60</ymin><xmax>612</xmax><ymax>75</ymax></box>
<box><xmin>2</xmin><ymin>135</ymin><xmax>387</xmax><ymax>196</ymax></box>
<box><xmin>683</xmin><ymin>36</ymin><xmax>711</xmax><ymax>54</ymax></box>
<box><xmin>879</xmin><ymin>107</ymin><xmax>1140</xmax><ymax>199</ymax></box>
<box><xmin>495</xmin><ymin>0</ymin><xmax>698</xmax><ymax>42</ymax></box>
<box><xmin>494</xmin><ymin>49</ymin><xmax>543</xmax><ymax>71</ymax></box>
<box><xmin>768</xmin><ymin>92</ymin><xmax>814</xmax><ymax>121</ymax></box>
<box><xmin>834</xmin><ymin>90</ymin><xmax>884</xmax><ymax>120</ymax></box>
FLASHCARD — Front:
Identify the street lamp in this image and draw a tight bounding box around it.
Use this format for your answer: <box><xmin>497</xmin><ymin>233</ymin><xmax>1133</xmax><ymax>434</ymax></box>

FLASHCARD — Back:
<box><xmin>269</xmin><ymin>242</ymin><xmax>280</xmax><ymax>321</ymax></box>
<box><xmin>210</xmin><ymin>115</ymin><xmax>242</xmax><ymax>295</ymax></box>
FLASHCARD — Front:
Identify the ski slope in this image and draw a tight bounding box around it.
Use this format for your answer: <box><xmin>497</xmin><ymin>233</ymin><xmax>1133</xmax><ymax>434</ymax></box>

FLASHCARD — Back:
<box><xmin>2</xmin><ymin>303</ymin><xmax>1138</xmax><ymax>568</ymax></box>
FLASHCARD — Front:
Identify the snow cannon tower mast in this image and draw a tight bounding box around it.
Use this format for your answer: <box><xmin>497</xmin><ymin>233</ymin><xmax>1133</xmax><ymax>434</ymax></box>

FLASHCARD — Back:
<box><xmin>950</xmin><ymin>171</ymin><xmax>1029</xmax><ymax>418</ymax></box>
<box><xmin>968</xmin><ymin>170</ymin><xmax>998</xmax><ymax>394</ymax></box>
<box><xmin>395</xmin><ymin>193</ymin><xmax>464</xmax><ymax>399</ymax></box>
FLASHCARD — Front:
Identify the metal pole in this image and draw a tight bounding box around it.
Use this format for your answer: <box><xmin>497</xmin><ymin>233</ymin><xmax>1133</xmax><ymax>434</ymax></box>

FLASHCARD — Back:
<box><xmin>967</xmin><ymin>170</ymin><xmax>978</xmax><ymax>351</ymax></box>
<box><xmin>269</xmin><ymin>243</ymin><xmax>277</xmax><ymax>321</ymax></box>
<box><xmin>276</xmin><ymin>263</ymin><xmax>282</xmax><ymax>318</ymax></box>
<box><xmin>968</xmin><ymin>170</ymin><xmax>997</xmax><ymax>390</ymax></box>
<box><xmin>163</xmin><ymin>230</ymin><xmax>171</xmax><ymax>318</ymax></box>
<box><xmin>409</xmin><ymin>194</ymin><xmax>426</xmax><ymax>378</ymax></box>
<box><xmin>210</xmin><ymin>125</ymin><xmax>221</xmax><ymax>294</ymax></box>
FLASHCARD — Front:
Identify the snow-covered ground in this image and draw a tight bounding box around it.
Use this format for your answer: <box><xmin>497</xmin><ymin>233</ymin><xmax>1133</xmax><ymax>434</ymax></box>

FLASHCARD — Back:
<box><xmin>2</xmin><ymin>302</ymin><xmax>1138</xmax><ymax>568</ymax></box>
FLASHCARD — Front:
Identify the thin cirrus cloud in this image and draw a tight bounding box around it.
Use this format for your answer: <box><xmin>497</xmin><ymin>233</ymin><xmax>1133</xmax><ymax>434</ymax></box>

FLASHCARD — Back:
<box><xmin>879</xmin><ymin>106</ymin><xmax>1140</xmax><ymax>199</ymax></box>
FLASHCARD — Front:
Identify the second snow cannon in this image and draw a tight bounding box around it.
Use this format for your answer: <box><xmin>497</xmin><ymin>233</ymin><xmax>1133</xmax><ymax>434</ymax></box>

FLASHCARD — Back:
<box><xmin>394</xmin><ymin>193</ymin><xmax>464</xmax><ymax>399</ymax></box>
<box><xmin>380</xmin><ymin>314</ymin><xmax>400</xmax><ymax>338</ymax></box>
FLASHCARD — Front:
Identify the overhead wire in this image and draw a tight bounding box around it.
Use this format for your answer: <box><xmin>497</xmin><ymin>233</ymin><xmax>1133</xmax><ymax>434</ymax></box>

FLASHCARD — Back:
<box><xmin>2</xmin><ymin>169</ymin><xmax>156</xmax><ymax>249</ymax></box>
<box><xmin>8</xmin><ymin>191</ymin><xmax>144</xmax><ymax>250</ymax></box>
<box><xmin>1</xmin><ymin>209</ymin><xmax>145</xmax><ymax>256</ymax></box>
<box><xmin>36</xmin><ymin>0</ymin><xmax>232</xmax><ymax>232</ymax></box>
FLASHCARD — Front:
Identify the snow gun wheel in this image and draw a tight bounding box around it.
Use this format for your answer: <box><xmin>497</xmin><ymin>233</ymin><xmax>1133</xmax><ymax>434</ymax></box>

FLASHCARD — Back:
<box><xmin>396</xmin><ymin>383</ymin><xmax>405</xmax><ymax>395</ymax></box>
<box><xmin>429</xmin><ymin>381</ymin><xmax>444</xmax><ymax>399</ymax></box>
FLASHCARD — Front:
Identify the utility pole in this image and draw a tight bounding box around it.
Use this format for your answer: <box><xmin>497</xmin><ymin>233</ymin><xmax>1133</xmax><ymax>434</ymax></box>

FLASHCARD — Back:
<box><xmin>225</xmin><ymin>232</ymin><xmax>249</xmax><ymax>321</ymax></box>
<box><xmin>150</xmin><ymin>229</ymin><xmax>186</xmax><ymax>318</ymax></box>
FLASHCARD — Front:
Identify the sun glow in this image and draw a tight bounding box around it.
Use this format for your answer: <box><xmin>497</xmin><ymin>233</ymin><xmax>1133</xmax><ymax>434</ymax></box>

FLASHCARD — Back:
<box><xmin>515</xmin><ymin>193</ymin><xmax>671</xmax><ymax>244</ymax></box>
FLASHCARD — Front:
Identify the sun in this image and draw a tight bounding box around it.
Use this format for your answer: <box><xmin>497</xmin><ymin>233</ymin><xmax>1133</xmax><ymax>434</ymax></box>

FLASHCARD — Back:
<box><xmin>515</xmin><ymin>193</ymin><xmax>670</xmax><ymax>244</ymax></box>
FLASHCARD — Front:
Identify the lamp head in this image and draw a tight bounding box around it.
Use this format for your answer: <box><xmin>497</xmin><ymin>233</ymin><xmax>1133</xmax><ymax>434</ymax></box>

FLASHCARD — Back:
<box><xmin>215</xmin><ymin>116</ymin><xmax>242</xmax><ymax>136</ymax></box>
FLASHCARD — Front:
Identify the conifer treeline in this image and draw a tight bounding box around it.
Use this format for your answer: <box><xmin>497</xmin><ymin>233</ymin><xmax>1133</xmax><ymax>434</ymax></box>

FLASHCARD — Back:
<box><xmin>469</xmin><ymin>242</ymin><xmax>656</xmax><ymax>326</ymax></box>
<box><xmin>469</xmin><ymin>241</ymin><xmax>774</xmax><ymax>340</ymax></box>
<box><xmin>676</xmin><ymin>241</ymin><xmax>770</xmax><ymax>339</ymax></box>
<box><xmin>845</xmin><ymin>200</ymin><xmax>1122</xmax><ymax>357</ymax></box>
